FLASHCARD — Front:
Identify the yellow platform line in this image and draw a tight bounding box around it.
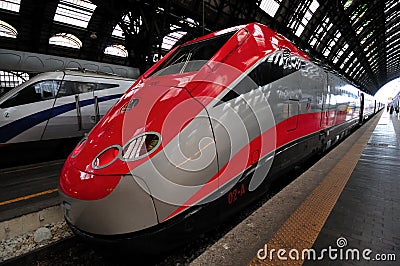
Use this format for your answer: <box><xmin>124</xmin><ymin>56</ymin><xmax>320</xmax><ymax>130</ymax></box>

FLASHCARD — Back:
<box><xmin>249</xmin><ymin>114</ymin><xmax>382</xmax><ymax>266</ymax></box>
<box><xmin>0</xmin><ymin>188</ymin><xmax>59</xmax><ymax>206</ymax></box>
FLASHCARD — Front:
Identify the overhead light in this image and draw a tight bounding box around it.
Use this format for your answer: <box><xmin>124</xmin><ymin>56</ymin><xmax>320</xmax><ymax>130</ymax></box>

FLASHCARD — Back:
<box><xmin>90</xmin><ymin>32</ymin><xmax>97</xmax><ymax>39</ymax></box>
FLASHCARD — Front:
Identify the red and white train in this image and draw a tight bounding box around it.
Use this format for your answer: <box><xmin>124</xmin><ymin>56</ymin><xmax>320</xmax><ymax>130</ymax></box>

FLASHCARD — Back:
<box><xmin>59</xmin><ymin>23</ymin><xmax>383</xmax><ymax>250</ymax></box>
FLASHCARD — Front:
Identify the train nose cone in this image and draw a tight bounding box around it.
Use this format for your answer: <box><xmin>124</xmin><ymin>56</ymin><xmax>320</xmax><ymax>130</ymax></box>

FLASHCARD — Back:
<box><xmin>59</xmin><ymin>145</ymin><xmax>159</xmax><ymax>235</ymax></box>
<box><xmin>59</xmin><ymin>172</ymin><xmax>158</xmax><ymax>235</ymax></box>
<box><xmin>59</xmin><ymin>160</ymin><xmax>122</xmax><ymax>201</ymax></box>
<box><xmin>59</xmin><ymin>79</ymin><xmax>217</xmax><ymax>232</ymax></box>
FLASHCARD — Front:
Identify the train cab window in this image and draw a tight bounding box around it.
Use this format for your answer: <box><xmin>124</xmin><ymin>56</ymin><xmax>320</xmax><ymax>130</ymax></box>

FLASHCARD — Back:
<box><xmin>150</xmin><ymin>31</ymin><xmax>236</xmax><ymax>77</ymax></box>
<box><xmin>0</xmin><ymin>80</ymin><xmax>60</xmax><ymax>108</ymax></box>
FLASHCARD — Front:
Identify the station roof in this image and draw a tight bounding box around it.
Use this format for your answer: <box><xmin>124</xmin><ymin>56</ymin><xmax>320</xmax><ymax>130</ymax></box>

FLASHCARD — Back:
<box><xmin>0</xmin><ymin>0</ymin><xmax>398</xmax><ymax>95</ymax></box>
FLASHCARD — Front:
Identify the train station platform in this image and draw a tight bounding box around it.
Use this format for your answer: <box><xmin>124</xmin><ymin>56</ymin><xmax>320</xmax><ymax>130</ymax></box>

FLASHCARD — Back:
<box><xmin>192</xmin><ymin>110</ymin><xmax>399</xmax><ymax>265</ymax></box>
<box><xmin>0</xmin><ymin>160</ymin><xmax>63</xmax><ymax>241</ymax></box>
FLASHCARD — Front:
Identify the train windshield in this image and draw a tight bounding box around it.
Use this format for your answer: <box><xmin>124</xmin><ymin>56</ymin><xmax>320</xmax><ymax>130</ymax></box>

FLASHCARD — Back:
<box><xmin>150</xmin><ymin>31</ymin><xmax>236</xmax><ymax>77</ymax></box>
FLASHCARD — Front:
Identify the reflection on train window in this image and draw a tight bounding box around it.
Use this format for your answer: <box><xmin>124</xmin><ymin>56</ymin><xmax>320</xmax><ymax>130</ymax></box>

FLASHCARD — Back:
<box><xmin>96</xmin><ymin>83</ymin><xmax>119</xmax><ymax>91</ymax></box>
<box><xmin>58</xmin><ymin>81</ymin><xmax>96</xmax><ymax>96</ymax></box>
<box><xmin>249</xmin><ymin>54</ymin><xmax>300</xmax><ymax>87</ymax></box>
<box><xmin>0</xmin><ymin>80</ymin><xmax>60</xmax><ymax>108</ymax></box>
<box><xmin>150</xmin><ymin>31</ymin><xmax>236</xmax><ymax>77</ymax></box>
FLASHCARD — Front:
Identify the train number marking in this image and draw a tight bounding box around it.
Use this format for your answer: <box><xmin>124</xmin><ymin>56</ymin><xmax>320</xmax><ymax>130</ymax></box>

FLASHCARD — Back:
<box><xmin>228</xmin><ymin>184</ymin><xmax>246</xmax><ymax>205</ymax></box>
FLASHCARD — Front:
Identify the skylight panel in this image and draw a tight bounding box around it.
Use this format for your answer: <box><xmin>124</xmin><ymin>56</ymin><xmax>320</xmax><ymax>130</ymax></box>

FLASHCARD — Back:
<box><xmin>0</xmin><ymin>71</ymin><xmax>28</xmax><ymax>93</ymax></box>
<box><xmin>364</xmin><ymin>42</ymin><xmax>376</xmax><ymax>53</ymax></box>
<box><xmin>350</xmin><ymin>62</ymin><xmax>361</xmax><ymax>75</ymax></box>
<box><xmin>387</xmin><ymin>30</ymin><xmax>400</xmax><ymax>42</ymax></box>
<box><xmin>49</xmin><ymin>33</ymin><xmax>82</xmax><ymax>49</ymax></box>
<box><xmin>291</xmin><ymin>0</ymin><xmax>320</xmax><ymax>37</ymax></box>
<box><xmin>341</xmin><ymin>51</ymin><xmax>353</xmax><ymax>69</ymax></box>
<box><xmin>323</xmin><ymin>47</ymin><xmax>330</xmax><ymax>57</ymax></box>
<box><xmin>180</xmin><ymin>17</ymin><xmax>199</xmax><ymax>27</ymax></box>
<box><xmin>387</xmin><ymin>43</ymin><xmax>400</xmax><ymax>54</ymax></box>
<box><xmin>348</xmin><ymin>51</ymin><xmax>354</xmax><ymax>59</ymax></box>
<box><xmin>323</xmin><ymin>35</ymin><xmax>339</xmax><ymax>57</ymax></box>
<box><xmin>361</xmin><ymin>31</ymin><xmax>374</xmax><ymax>46</ymax></box>
<box><xmin>104</xmin><ymin>45</ymin><xmax>128</xmax><ymax>57</ymax></box>
<box><xmin>345</xmin><ymin>62</ymin><xmax>353</xmax><ymax>73</ymax></box>
<box><xmin>387</xmin><ymin>21</ymin><xmax>400</xmax><ymax>33</ymax></box>
<box><xmin>54</xmin><ymin>0</ymin><xmax>96</xmax><ymax>28</ymax></box>
<box><xmin>112</xmin><ymin>13</ymin><xmax>131</xmax><ymax>38</ymax></box>
<box><xmin>0</xmin><ymin>0</ymin><xmax>20</xmax><ymax>12</ymax></box>
<box><xmin>0</xmin><ymin>19</ymin><xmax>17</xmax><ymax>38</ymax></box>
<box><xmin>161</xmin><ymin>30</ymin><xmax>186</xmax><ymax>50</ymax></box>
<box><xmin>318</xmin><ymin>22</ymin><xmax>333</xmax><ymax>41</ymax></box>
<box><xmin>310</xmin><ymin>37</ymin><xmax>318</xmax><ymax>47</ymax></box>
<box><xmin>309</xmin><ymin>16</ymin><xmax>334</xmax><ymax>48</ymax></box>
<box><xmin>343</xmin><ymin>0</ymin><xmax>353</xmax><ymax>10</ymax></box>
<box><xmin>295</xmin><ymin>25</ymin><xmax>305</xmax><ymax>37</ymax></box>
<box><xmin>112</xmin><ymin>24</ymin><xmax>124</xmax><ymax>39</ymax></box>
<box><xmin>387</xmin><ymin>12</ymin><xmax>398</xmax><ymax>23</ymax></box>
<box><xmin>350</xmin><ymin>4</ymin><xmax>367</xmax><ymax>25</ymax></box>
<box><xmin>333</xmin><ymin>50</ymin><xmax>344</xmax><ymax>64</ymax></box>
<box><xmin>259</xmin><ymin>0</ymin><xmax>281</xmax><ymax>18</ymax></box>
<box><xmin>385</xmin><ymin>0</ymin><xmax>398</xmax><ymax>13</ymax></box>
<box><xmin>112</xmin><ymin>13</ymin><xmax>142</xmax><ymax>38</ymax></box>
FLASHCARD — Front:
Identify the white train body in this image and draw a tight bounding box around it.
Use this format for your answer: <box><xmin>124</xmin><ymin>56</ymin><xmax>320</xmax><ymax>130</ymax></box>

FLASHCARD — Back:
<box><xmin>0</xmin><ymin>70</ymin><xmax>134</xmax><ymax>145</ymax></box>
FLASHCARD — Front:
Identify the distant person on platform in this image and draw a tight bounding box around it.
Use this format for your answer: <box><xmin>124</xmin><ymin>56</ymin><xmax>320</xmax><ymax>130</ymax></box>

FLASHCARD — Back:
<box><xmin>387</xmin><ymin>105</ymin><xmax>390</xmax><ymax>112</ymax></box>
<box><xmin>390</xmin><ymin>105</ymin><xmax>394</xmax><ymax>115</ymax></box>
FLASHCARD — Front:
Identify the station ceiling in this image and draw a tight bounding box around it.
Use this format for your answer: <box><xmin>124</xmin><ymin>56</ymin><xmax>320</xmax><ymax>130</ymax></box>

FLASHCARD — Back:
<box><xmin>0</xmin><ymin>0</ymin><xmax>399</xmax><ymax>95</ymax></box>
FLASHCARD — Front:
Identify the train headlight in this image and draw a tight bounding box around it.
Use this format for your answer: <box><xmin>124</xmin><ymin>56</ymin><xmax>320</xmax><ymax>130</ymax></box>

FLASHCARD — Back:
<box><xmin>92</xmin><ymin>145</ymin><xmax>120</xmax><ymax>169</ymax></box>
<box><xmin>121</xmin><ymin>132</ymin><xmax>161</xmax><ymax>161</ymax></box>
<box><xmin>90</xmin><ymin>132</ymin><xmax>161</xmax><ymax>169</ymax></box>
<box><xmin>71</xmin><ymin>137</ymin><xmax>87</xmax><ymax>158</ymax></box>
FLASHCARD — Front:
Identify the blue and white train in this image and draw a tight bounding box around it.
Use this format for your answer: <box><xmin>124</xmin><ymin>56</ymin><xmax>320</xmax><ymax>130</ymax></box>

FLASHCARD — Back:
<box><xmin>0</xmin><ymin>70</ymin><xmax>134</xmax><ymax>147</ymax></box>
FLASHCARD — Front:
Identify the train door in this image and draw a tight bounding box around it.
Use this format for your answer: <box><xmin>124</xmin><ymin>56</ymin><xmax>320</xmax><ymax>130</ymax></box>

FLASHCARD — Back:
<box><xmin>287</xmin><ymin>99</ymin><xmax>299</xmax><ymax>131</ymax></box>
<box><xmin>321</xmin><ymin>73</ymin><xmax>337</xmax><ymax>128</ymax></box>
<box><xmin>320</xmin><ymin>84</ymin><xmax>330</xmax><ymax>128</ymax></box>
<box><xmin>0</xmin><ymin>79</ymin><xmax>59</xmax><ymax>144</ymax></box>
<box><xmin>359</xmin><ymin>93</ymin><xmax>364</xmax><ymax>124</ymax></box>
<box><xmin>42</xmin><ymin>75</ymin><xmax>96</xmax><ymax>140</ymax></box>
<box><xmin>92</xmin><ymin>79</ymin><xmax>128</xmax><ymax>122</ymax></box>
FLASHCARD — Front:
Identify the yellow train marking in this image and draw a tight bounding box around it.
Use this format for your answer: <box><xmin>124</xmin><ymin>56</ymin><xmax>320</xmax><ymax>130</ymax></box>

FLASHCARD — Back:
<box><xmin>249</xmin><ymin>112</ymin><xmax>382</xmax><ymax>265</ymax></box>
<box><xmin>0</xmin><ymin>188</ymin><xmax>59</xmax><ymax>206</ymax></box>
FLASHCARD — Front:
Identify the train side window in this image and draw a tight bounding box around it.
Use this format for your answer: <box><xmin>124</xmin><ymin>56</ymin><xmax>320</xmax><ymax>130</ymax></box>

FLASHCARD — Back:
<box><xmin>0</xmin><ymin>80</ymin><xmax>60</xmax><ymax>108</ymax></box>
<box><xmin>76</xmin><ymin>83</ymin><xmax>96</xmax><ymax>93</ymax></box>
<box><xmin>249</xmin><ymin>53</ymin><xmax>300</xmax><ymax>87</ymax></box>
<box><xmin>57</xmin><ymin>81</ymin><xmax>96</xmax><ymax>97</ymax></box>
<box><xmin>249</xmin><ymin>60</ymin><xmax>280</xmax><ymax>87</ymax></box>
<box><xmin>57</xmin><ymin>81</ymin><xmax>76</xmax><ymax>96</ymax></box>
<box><xmin>40</xmin><ymin>80</ymin><xmax>60</xmax><ymax>100</ymax></box>
<box><xmin>95</xmin><ymin>83</ymin><xmax>119</xmax><ymax>91</ymax></box>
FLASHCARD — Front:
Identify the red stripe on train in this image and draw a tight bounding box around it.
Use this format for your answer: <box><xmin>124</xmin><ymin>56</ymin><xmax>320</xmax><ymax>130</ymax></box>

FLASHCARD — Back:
<box><xmin>163</xmin><ymin>111</ymin><xmax>359</xmax><ymax>221</ymax></box>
